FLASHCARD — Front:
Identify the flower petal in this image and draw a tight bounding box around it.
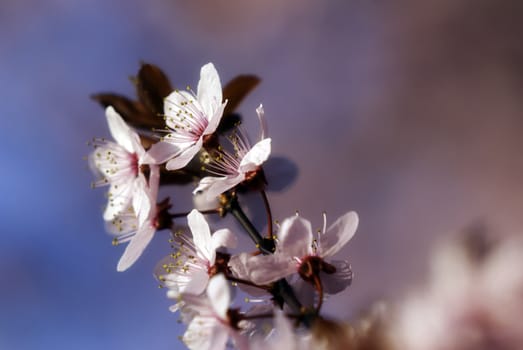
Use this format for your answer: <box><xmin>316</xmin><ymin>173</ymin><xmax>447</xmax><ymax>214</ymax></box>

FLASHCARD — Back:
<box><xmin>116</xmin><ymin>224</ymin><xmax>155</xmax><ymax>271</ymax></box>
<box><xmin>248</xmin><ymin>254</ymin><xmax>296</xmax><ymax>285</ymax></box>
<box><xmin>197</xmin><ymin>63</ymin><xmax>222</xmax><ymax>119</ymax></box>
<box><xmin>165</xmin><ymin>139</ymin><xmax>202</xmax><ymax>170</ymax></box>
<box><xmin>143</xmin><ymin>140</ymin><xmax>180</xmax><ymax>165</ymax></box>
<box><xmin>148</xmin><ymin>164</ymin><xmax>160</xmax><ymax>201</ymax></box>
<box><xmin>239</xmin><ymin>138</ymin><xmax>271</xmax><ymax>173</ymax></box>
<box><xmin>182</xmin><ymin>269</ymin><xmax>210</xmax><ymax>295</ymax></box>
<box><xmin>183</xmin><ymin>316</ymin><xmax>218</xmax><ymax>350</ymax></box>
<box><xmin>208</xmin><ymin>325</ymin><xmax>230</xmax><ymax>350</ymax></box>
<box><xmin>106</xmin><ymin>106</ymin><xmax>135</xmax><ymax>153</ymax></box>
<box><xmin>321</xmin><ymin>259</ymin><xmax>353</xmax><ymax>294</ymax></box>
<box><xmin>103</xmin><ymin>182</ymin><xmax>133</xmax><ymax>221</ymax></box>
<box><xmin>278</xmin><ymin>215</ymin><xmax>313</xmax><ymax>258</ymax></box>
<box><xmin>132</xmin><ymin>174</ymin><xmax>151</xmax><ymax>227</ymax></box>
<box><xmin>188</xmin><ymin>209</ymin><xmax>214</xmax><ymax>263</ymax></box>
<box><xmin>204</xmin><ymin>101</ymin><xmax>226</xmax><ymax>135</ymax></box>
<box><xmin>207</xmin><ymin>274</ymin><xmax>230</xmax><ymax>319</ymax></box>
<box><xmin>319</xmin><ymin>211</ymin><xmax>358</xmax><ymax>257</ymax></box>
<box><xmin>212</xmin><ymin>228</ymin><xmax>238</xmax><ymax>250</ymax></box>
<box><xmin>256</xmin><ymin>104</ymin><xmax>268</xmax><ymax>140</ymax></box>
<box><xmin>194</xmin><ymin>175</ymin><xmax>244</xmax><ymax>201</ymax></box>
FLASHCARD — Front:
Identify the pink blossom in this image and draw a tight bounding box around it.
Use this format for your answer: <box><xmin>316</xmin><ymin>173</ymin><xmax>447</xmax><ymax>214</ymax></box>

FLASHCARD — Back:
<box><xmin>145</xmin><ymin>63</ymin><xmax>227</xmax><ymax>170</ymax></box>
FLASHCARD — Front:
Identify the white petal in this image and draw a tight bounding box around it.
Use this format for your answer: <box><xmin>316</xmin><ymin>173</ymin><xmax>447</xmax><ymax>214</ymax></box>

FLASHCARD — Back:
<box><xmin>212</xmin><ymin>228</ymin><xmax>238</xmax><ymax>250</ymax></box>
<box><xmin>188</xmin><ymin>209</ymin><xmax>215</xmax><ymax>263</ymax></box>
<box><xmin>278</xmin><ymin>215</ymin><xmax>313</xmax><ymax>258</ymax></box>
<box><xmin>197</xmin><ymin>63</ymin><xmax>223</xmax><ymax>118</ymax></box>
<box><xmin>249</xmin><ymin>254</ymin><xmax>296</xmax><ymax>285</ymax></box>
<box><xmin>132</xmin><ymin>174</ymin><xmax>151</xmax><ymax>227</ymax></box>
<box><xmin>228</xmin><ymin>253</ymin><xmax>251</xmax><ymax>281</ymax></box>
<box><xmin>103</xmin><ymin>182</ymin><xmax>133</xmax><ymax>221</ymax></box>
<box><xmin>272</xmin><ymin>309</ymin><xmax>295</xmax><ymax>347</ymax></box>
<box><xmin>195</xmin><ymin>175</ymin><xmax>244</xmax><ymax>201</ymax></box>
<box><xmin>321</xmin><ymin>260</ymin><xmax>353</xmax><ymax>294</ymax></box>
<box><xmin>230</xmin><ymin>330</ymin><xmax>249</xmax><ymax>350</ymax></box>
<box><xmin>204</xmin><ymin>101</ymin><xmax>226</xmax><ymax>135</ymax></box>
<box><xmin>106</xmin><ymin>106</ymin><xmax>135</xmax><ymax>153</ymax></box>
<box><xmin>208</xmin><ymin>325</ymin><xmax>229</xmax><ymax>350</ymax></box>
<box><xmin>319</xmin><ymin>211</ymin><xmax>358</xmax><ymax>257</ymax></box>
<box><xmin>165</xmin><ymin>139</ymin><xmax>202</xmax><ymax>170</ymax></box>
<box><xmin>148</xmin><ymin>164</ymin><xmax>160</xmax><ymax>201</ymax></box>
<box><xmin>183</xmin><ymin>316</ymin><xmax>217</xmax><ymax>350</ymax></box>
<box><xmin>207</xmin><ymin>274</ymin><xmax>230</xmax><ymax>319</ymax></box>
<box><xmin>256</xmin><ymin>104</ymin><xmax>268</xmax><ymax>140</ymax></box>
<box><xmin>116</xmin><ymin>224</ymin><xmax>155</xmax><ymax>271</ymax></box>
<box><xmin>164</xmin><ymin>90</ymin><xmax>204</xmax><ymax>125</ymax></box>
<box><xmin>130</xmin><ymin>133</ymin><xmax>146</xmax><ymax>160</ymax></box>
<box><xmin>239</xmin><ymin>138</ymin><xmax>271</xmax><ymax>173</ymax></box>
<box><xmin>143</xmin><ymin>141</ymin><xmax>180</xmax><ymax>165</ymax></box>
<box><xmin>181</xmin><ymin>269</ymin><xmax>210</xmax><ymax>295</ymax></box>
<box><xmin>193</xmin><ymin>190</ymin><xmax>220</xmax><ymax>211</ymax></box>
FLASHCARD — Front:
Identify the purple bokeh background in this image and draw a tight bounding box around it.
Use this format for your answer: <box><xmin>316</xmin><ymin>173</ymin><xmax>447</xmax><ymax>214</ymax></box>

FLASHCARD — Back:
<box><xmin>2</xmin><ymin>1</ymin><xmax>523</xmax><ymax>349</ymax></box>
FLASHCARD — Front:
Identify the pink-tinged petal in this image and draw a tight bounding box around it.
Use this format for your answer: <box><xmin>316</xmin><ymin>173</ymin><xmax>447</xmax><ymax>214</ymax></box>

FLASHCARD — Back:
<box><xmin>195</xmin><ymin>175</ymin><xmax>243</xmax><ymax>201</ymax></box>
<box><xmin>278</xmin><ymin>216</ymin><xmax>313</xmax><ymax>258</ymax></box>
<box><xmin>187</xmin><ymin>209</ymin><xmax>215</xmax><ymax>263</ymax></box>
<box><xmin>106</xmin><ymin>106</ymin><xmax>135</xmax><ymax>153</ymax></box>
<box><xmin>103</xmin><ymin>182</ymin><xmax>133</xmax><ymax>221</ymax></box>
<box><xmin>143</xmin><ymin>141</ymin><xmax>180</xmax><ymax>165</ymax></box>
<box><xmin>290</xmin><ymin>278</ymin><xmax>316</xmax><ymax>307</ymax></box>
<box><xmin>204</xmin><ymin>101</ymin><xmax>226</xmax><ymax>135</ymax></box>
<box><xmin>130</xmin><ymin>133</ymin><xmax>146</xmax><ymax>160</ymax></box>
<box><xmin>256</xmin><ymin>104</ymin><xmax>268</xmax><ymax>140</ymax></box>
<box><xmin>165</xmin><ymin>139</ymin><xmax>202</xmax><ymax>170</ymax></box>
<box><xmin>319</xmin><ymin>211</ymin><xmax>359</xmax><ymax>257</ymax></box>
<box><xmin>207</xmin><ymin>274</ymin><xmax>230</xmax><ymax>319</ymax></box>
<box><xmin>147</xmin><ymin>164</ymin><xmax>160</xmax><ymax>201</ymax></box>
<box><xmin>105</xmin><ymin>209</ymin><xmax>137</xmax><ymax>235</ymax></box>
<box><xmin>321</xmin><ymin>260</ymin><xmax>353</xmax><ymax>294</ymax></box>
<box><xmin>181</xmin><ymin>269</ymin><xmax>210</xmax><ymax>295</ymax></box>
<box><xmin>183</xmin><ymin>316</ymin><xmax>218</xmax><ymax>350</ymax></box>
<box><xmin>228</xmin><ymin>253</ymin><xmax>268</xmax><ymax>297</ymax></box>
<box><xmin>164</xmin><ymin>90</ymin><xmax>203</xmax><ymax>123</ymax></box>
<box><xmin>116</xmin><ymin>224</ymin><xmax>155</xmax><ymax>271</ymax></box>
<box><xmin>228</xmin><ymin>253</ymin><xmax>251</xmax><ymax>281</ymax></box>
<box><xmin>208</xmin><ymin>325</ymin><xmax>229</xmax><ymax>350</ymax></box>
<box><xmin>229</xmin><ymin>330</ymin><xmax>249</xmax><ymax>350</ymax></box>
<box><xmin>193</xmin><ymin>190</ymin><xmax>220</xmax><ymax>211</ymax></box>
<box><xmin>197</xmin><ymin>63</ymin><xmax>222</xmax><ymax>118</ymax></box>
<box><xmin>132</xmin><ymin>174</ymin><xmax>151</xmax><ymax>227</ymax></box>
<box><xmin>273</xmin><ymin>309</ymin><xmax>295</xmax><ymax>347</ymax></box>
<box><xmin>239</xmin><ymin>138</ymin><xmax>271</xmax><ymax>173</ymax></box>
<box><xmin>249</xmin><ymin>254</ymin><xmax>296</xmax><ymax>285</ymax></box>
<box><xmin>212</xmin><ymin>228</ymin><xmax>238</xmax><ymax>250</ymax></box>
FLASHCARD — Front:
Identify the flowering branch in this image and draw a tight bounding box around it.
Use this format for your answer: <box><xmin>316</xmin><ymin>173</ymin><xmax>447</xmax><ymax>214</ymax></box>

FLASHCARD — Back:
<box><xmin>88</xmin><ymin>61</ymin><xmax>359</xmax><ymax>349</ymax></box>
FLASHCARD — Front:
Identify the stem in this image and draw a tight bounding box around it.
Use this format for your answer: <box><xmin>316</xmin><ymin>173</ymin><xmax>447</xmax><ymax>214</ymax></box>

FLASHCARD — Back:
<box><xmin>260</xmin><ymin>190</ymin><xmax>273</xmax><ymax>239</ymax></box>
<box><xmin>314</xmin><ymin>274</ymin><xmax>324</xmax><ymax>313</ymax></box>
<box><xmin>227</xmin><ymin>196</ymin><xmax>272</xmax><ymax>254</ymax></box>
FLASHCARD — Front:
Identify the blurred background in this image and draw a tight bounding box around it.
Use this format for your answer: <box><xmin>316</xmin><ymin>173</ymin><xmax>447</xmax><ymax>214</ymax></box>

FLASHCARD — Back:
<box><xmin>2</xmin><ymin>0</ymin><xmax>523</xmax><ymax>349</ymax></box>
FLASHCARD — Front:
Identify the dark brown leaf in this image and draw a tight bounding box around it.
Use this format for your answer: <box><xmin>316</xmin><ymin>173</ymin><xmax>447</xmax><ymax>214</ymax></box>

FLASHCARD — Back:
<box><xmin>91</xmin><ymin>93</ymin><xmax>150</xmax><ymax>127</ymax></box>
<box><xmin>136</xmin><ymin>63</ymin><xmax>173</xmax><ymax>117</ymax></box>
<box><xmin>222</xmin><ymin>75</ymin><xmax>261</xmax><ymax>116</ymax></box>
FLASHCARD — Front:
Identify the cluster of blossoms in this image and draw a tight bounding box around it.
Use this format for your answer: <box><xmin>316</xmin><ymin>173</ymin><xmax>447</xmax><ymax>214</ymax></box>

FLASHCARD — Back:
<box><xmin>89</xmin><ymin>62</ymin><xmax>359</xmax><ymax>349</ymax></box>
<box><xmin>89</xmin><ymin>62</ymin><xmax>523</xmax><ymax>350</ymax></box>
